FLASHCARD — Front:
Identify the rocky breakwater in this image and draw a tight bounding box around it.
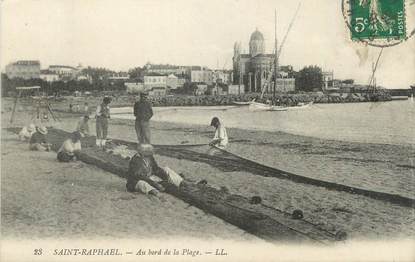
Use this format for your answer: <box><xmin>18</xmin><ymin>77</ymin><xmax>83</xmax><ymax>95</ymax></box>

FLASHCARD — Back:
<box><xmin>148</xmin><ymin>91</ymin><xmax>391</xmax><ymax>107</ymax></box>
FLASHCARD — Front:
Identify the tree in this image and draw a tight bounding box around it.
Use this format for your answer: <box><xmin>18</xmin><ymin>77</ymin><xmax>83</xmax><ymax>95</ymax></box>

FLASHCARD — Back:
<box><xmin>128</xmin><ymin>67</ymin><xmax>144</xmax><ymax>80</ymax></box>
<box><xmin>295</xmin><ymin>65</ymin><xmax>323</xmax><ymax>92</ymax></box>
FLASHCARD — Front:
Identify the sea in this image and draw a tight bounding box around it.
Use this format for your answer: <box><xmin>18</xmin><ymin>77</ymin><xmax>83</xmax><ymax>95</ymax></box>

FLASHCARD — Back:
<box><xmin>112</xmin><ymin>100</ymin><xmax>415</xmax><ymax>146</ymax></box>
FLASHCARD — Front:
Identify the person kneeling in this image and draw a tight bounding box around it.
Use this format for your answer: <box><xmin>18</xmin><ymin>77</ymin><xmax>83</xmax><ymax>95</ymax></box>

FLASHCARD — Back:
<box><xmin>57</xmin><ymin>131</ymin><xmax>82</xmax><ymax>162</ymax></box>
<box><xmin>29</xmin><ymin>126</ymin><xmax>51</xmax><ymax>151</ymax></box>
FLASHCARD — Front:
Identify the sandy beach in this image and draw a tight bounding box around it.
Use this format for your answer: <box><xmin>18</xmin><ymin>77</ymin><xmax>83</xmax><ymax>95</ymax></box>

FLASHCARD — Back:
<box><xmin>1</xmin><ymin>101</ymin><xmax>414</xmax><ymax>241</ymax></box>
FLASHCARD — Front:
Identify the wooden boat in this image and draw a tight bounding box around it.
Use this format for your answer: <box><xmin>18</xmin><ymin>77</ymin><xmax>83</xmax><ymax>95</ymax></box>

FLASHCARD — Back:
<box><xmin>249</xmin><ymin>101</ymin><xmax>288</xmax><ymax>112</ymax></box>
<box><xmin>232</xmin><ymin>101</ymin><xmax>252</xmax><ymax>106</ymax></box>
<box><xmin>249</xmin><ymin>101</ymin><xmax>313</xmax><ymax>112</ymax></box>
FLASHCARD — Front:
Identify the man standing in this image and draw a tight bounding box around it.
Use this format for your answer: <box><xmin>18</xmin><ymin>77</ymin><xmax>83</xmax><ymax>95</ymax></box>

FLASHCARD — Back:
<box><xmin>134</xmin><ymin>91</ymin><xmax>153</xmax><ymax>144</ymax></box>
<box><xmin>96</xmin><ymin>96</ymin><xmax>111</xmax><ymax>147</ymax></box>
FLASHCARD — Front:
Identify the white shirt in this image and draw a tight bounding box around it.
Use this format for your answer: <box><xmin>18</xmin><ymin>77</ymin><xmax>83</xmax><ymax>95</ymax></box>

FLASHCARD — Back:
<box><xmin>213</xmin><ymin>125</ymin><xmax>228</xmax><ymax>148</ymax></box>
<box><xmin>58</xmin><ymin>139</ymin><xmax>81</xmax><ymax>154</ymax></box>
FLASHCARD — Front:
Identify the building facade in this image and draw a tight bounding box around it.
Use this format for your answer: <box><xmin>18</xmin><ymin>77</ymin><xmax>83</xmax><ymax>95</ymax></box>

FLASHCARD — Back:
<box><xmin>5</xmin><ymin>60</ymin><xmax>41</xmax><ymax>79</ymax></box>
<box><xmin>191</xmin><ymin>69</ymin><xmax>213</xmax><ymax>84</ymax></box>
<box><xmin>144</xmin><ymin>74</ymin><xmax>167</xmax><ymax>89</ymax></box>
<box><xmin>233</xmin><ymin>29</ymin><xmax>295</xmax><ymax>93</ymax></box>
<box><xmin>40</xmin><ymin>70</ymin><xmax>59</xmax><ymax>82</ymax></box>
<box><xmin>48</xmin><ymin>65</ymin><xmax>78</xmax><ymax>80</ymax></box>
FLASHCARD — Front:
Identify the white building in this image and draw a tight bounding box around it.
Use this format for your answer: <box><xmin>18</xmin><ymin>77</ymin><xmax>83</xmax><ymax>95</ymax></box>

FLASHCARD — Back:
<box><xmin>322</xmin><ymin>71</ymin><xmax>339</xmax><ymax>91</ymax></box>
<box><xmin>191</xmin><ymin>69</ymin><xmax>213</xmax><ymax>84</ymax></box>
<box><xmin>5</xmin><ymin>60</ymin><xmax>41</xmax><ymax>79</ymax></box>
<box><xmin>40</xmin><ymin>70</ymin><xmax>59</xmax><ymax>82</ymax></box>
<box><xmin>213</xmin><ymin>70</ymin><xmax>232</xmax><ymax>84</ymax></box>
<box><xmin>144</xmin><ymin>74</ymin><xmax>167</xmax><ymax>89</ymax></box>
<box><xmin>48</xmin><ymin>65</ymin><xmax>78</xmax><ymax>79</ymax></box>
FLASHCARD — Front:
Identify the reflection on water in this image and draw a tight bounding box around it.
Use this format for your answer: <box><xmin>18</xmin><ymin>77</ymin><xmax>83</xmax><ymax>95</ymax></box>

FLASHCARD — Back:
<box><xmin>112</xmin><ymin>100</ymin><xmax>415</xmax><ymax>145</ymax></box>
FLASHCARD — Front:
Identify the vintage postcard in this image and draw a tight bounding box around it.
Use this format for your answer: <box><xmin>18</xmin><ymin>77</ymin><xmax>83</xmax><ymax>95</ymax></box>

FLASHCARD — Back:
<box><xmin>1</xmin><ymin>0</ymin><xmax>414</xmax><ymax>261</ymax></box>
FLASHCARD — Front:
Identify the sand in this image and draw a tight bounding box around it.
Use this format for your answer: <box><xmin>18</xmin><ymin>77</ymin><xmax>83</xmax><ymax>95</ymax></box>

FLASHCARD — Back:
<box><xmin>1</xmin><ymin>102</ymin><xmax>414</xmax><ymax>241</ymax></box>
<box><xmin>1</xmin><ymin>129</ymin><xmax>258</xmax><ymax>241</ymax></box>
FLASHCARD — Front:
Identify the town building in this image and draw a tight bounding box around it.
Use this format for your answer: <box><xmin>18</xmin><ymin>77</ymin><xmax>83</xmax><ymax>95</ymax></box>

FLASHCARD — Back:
<box><xmin>195</xmin><ymin>84</ymin><xmax>208</xmax><ymax>95</ymax></box>
<box><xmin>322</xmin><ymin>71</ymin><xmax>340</xmax><ymax>91</ymax></box>
<box><xmin>143</xmin><ymin>63</ymin><xmax>202</xmax><ymax>79</ymax></box>
<box><xmin>5</xmin><ymin>60</ymin><xmax>41</xmax><ymax>79</ymax></box>
<box><xmin>233</xmin><ymin>29</ymin><xmax>295</xmax><ymax>93</ymax></box>
<box><xmin>144</xmin><ymin>74</ymin><xmax>167</xmax><ymax>89</ymax></box>
<box><xmin>177</xmin><ymin>78</ymin><xmax>187</xmax><ymax>89</ymax></box>
<box><xmin>213</xmin><ymin>70</ymin><xmax>232</xmax><ymax>84</ymax></box>
<box><xmin>166</xmin><ymin>74</ymin><xmax>178</xmax><ymax>89</ymax></box>
<box><xmin>48</xmin><ymin>65</ymin><xmax>78</xmax><ymax>80</ymax></box>
<box><xmin>40</xmin><ymin>70</ymin><xmax>59</xmax><ymax>82</ymax></box>
<box><xmin>191</xmin><ymin>69</ymin><xmax>214</xmax><ymax>84</ymax></box>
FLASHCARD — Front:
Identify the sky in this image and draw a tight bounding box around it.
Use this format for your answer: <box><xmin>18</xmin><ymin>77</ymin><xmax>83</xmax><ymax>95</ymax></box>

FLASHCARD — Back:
<box><xmin>1</xmin><ymin>0</ymin><xmax>414</xmax><ymax>88</ymax></box>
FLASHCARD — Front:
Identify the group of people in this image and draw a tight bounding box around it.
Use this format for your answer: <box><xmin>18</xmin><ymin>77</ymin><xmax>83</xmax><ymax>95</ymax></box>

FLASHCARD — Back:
<box><xmin>18</xmin><ymin>92</ymin><xmax>229</xmax><ymax>197</ymax></box>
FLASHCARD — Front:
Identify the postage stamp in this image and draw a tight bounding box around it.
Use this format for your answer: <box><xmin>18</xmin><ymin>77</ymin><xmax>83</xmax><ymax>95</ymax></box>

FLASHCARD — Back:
<box><xmin>342</xmin><ymin>0</ymin><xmax>413</xmax><ymax>47</ymax></box>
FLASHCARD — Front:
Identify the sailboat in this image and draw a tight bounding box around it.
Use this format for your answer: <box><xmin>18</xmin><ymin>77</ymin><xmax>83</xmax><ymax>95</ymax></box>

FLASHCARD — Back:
<box><xmin>248</xmin><ymin>5</ymin><xmax>305</xmax><ymax>112</ymax></box>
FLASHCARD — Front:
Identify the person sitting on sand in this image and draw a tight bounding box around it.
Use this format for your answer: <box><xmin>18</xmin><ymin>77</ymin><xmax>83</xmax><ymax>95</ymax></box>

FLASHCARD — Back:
<box><xmin>209</xmin><ymin>117</ymin><xmax>228</xmax><ymax>149</ymax></box>
<box><xmin>76</xmin><ymin>115</ymin><xmax>90</xmax><ymax>137</ymax></box>
<box><xmin>126</xmin><ymin>144</ymin><xmax>183</xmax><ymax>196</ymax></box>
<box><xmin>18</xmin><ymin>124</ymin><xmax>36</xmax><ymax>141</ymax></box>
<box><xmin>29</xmin><ymin>126</ymin><xmax>51</xmax><ymax>151</ymax></box>
<box><xmin>57</xmin><ymin>131</ymin><xmax>82</xmax><ymax>162</ymax></box>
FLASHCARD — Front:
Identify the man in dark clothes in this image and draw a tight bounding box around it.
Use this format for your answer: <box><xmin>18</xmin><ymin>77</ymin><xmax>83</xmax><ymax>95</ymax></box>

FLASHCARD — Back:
<box><xmin>126</xmin><ymin>144</ymin><xmax>168</xmax><ymax>193</ymax></box>
<box><xmin>29</xmin><ymin>126</ymin><xmax>51</xmax><ymax>151</ymax></box>
<box><xmin>133</xmin><ymin>91</ymin><xmax>153</xmax><ymax>144</ymax></box>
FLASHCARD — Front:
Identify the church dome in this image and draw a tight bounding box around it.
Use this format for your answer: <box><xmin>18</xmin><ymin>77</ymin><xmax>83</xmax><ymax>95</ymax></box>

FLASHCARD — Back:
<box><xmin>249</xmin><ymin>29</ymin><xmax>265</xmax><ymax>57</ymax></box>
<box><xmin>250</xmin><ymin>29</ymin><xmax>264</xmax><ymax>42</ymax></box>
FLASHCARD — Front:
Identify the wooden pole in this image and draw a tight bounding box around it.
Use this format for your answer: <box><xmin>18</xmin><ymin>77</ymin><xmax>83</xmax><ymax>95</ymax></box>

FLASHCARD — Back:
<box><xmin>10</xmin><ymin>90</ymin><xmax>21</xmax><ymax>124</ymax></box>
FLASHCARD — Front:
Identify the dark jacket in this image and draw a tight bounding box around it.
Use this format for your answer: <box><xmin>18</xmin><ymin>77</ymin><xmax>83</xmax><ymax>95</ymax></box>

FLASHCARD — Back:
<box><xmin>134</xmin><ymin>100</ymin><xmax>153</xmax><ymax>122</ymax></box>
<box><xmin>30</xmin><ymin>132</ymin><xmax>47</xmax><ymax>144</ymax></box>
<box><xmin>126</xmin><ymin>153</ymin><xmax>167</xmax><ymax>192</ymax></box>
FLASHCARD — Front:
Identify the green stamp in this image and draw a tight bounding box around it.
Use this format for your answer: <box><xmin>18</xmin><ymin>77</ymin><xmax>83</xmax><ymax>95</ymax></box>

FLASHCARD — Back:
<box><xmin>349</xmin><ymin>0</ymin><xmax>406</xmax><ymax>40</ymax></box>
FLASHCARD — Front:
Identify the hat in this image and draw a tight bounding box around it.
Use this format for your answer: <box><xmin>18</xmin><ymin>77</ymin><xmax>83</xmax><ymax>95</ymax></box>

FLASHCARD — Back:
<box><xmin>71</xmin><ymin>131</ymin><xmax>82</xmax><ymax>141</ymax></box>
<box><xmin>84</xmin><ymin>115</ymin><xmax>90</xmax><ymax>119</ymax></box>
<box><xmin>137</xmin><ymin>144</ymin><xmax>154</xmax><ymax>156</ymax></box>
<box><xmin>210</xmin><ymin>117</ymin><xmax>220</xmax><ymax>126</ymax></box>
<box><xmin>38</xmin><ymin>126</ymin><xmax>48</xmax><ymax>135</ymax></box>
<box><xmin>140</xmin><ymin>91</ymin><xmax>149</xmax><ymax>97</ymax></box>
<box><xmin>103</xmin><ymin>96</ymin><xmax>112</xmax><ymax>104</ymax></box>
<box><xmin>28</xmin><ymin>124</ymin><xmax>36</xmax><ymax>132</ymax></box>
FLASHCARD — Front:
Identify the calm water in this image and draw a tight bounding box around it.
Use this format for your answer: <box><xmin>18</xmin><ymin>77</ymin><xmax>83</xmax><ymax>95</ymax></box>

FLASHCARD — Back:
<box><xmin>112</xmin><ymin>100</ymin><xmax>415</xmax><ymax>145</ymax></box>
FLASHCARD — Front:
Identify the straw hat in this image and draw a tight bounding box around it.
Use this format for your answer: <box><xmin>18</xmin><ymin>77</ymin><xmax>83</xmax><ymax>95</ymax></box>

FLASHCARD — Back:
<box><xmin>137</xmin><ymin>144</ymin><xmax>154</xmax><ymax>156</ymax></box>
<box><xmin>38</xmin><ymin>126</ymin><xmax>48</xmax><ymax>135</ymax></box>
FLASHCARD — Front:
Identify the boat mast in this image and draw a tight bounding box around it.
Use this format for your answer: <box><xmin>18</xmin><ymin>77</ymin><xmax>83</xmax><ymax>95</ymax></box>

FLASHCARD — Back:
<box><xmin>274</xmin><ymin>9</ymin><xmax>278</xmax><ymax>98</ymax></box>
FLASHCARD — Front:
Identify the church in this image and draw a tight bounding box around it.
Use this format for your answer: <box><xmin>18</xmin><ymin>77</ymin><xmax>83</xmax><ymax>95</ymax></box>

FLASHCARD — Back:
<box><xmin>232</xmin><ymin>29</ymin><xmax>295</xmax><ymax>93</ymax></box>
